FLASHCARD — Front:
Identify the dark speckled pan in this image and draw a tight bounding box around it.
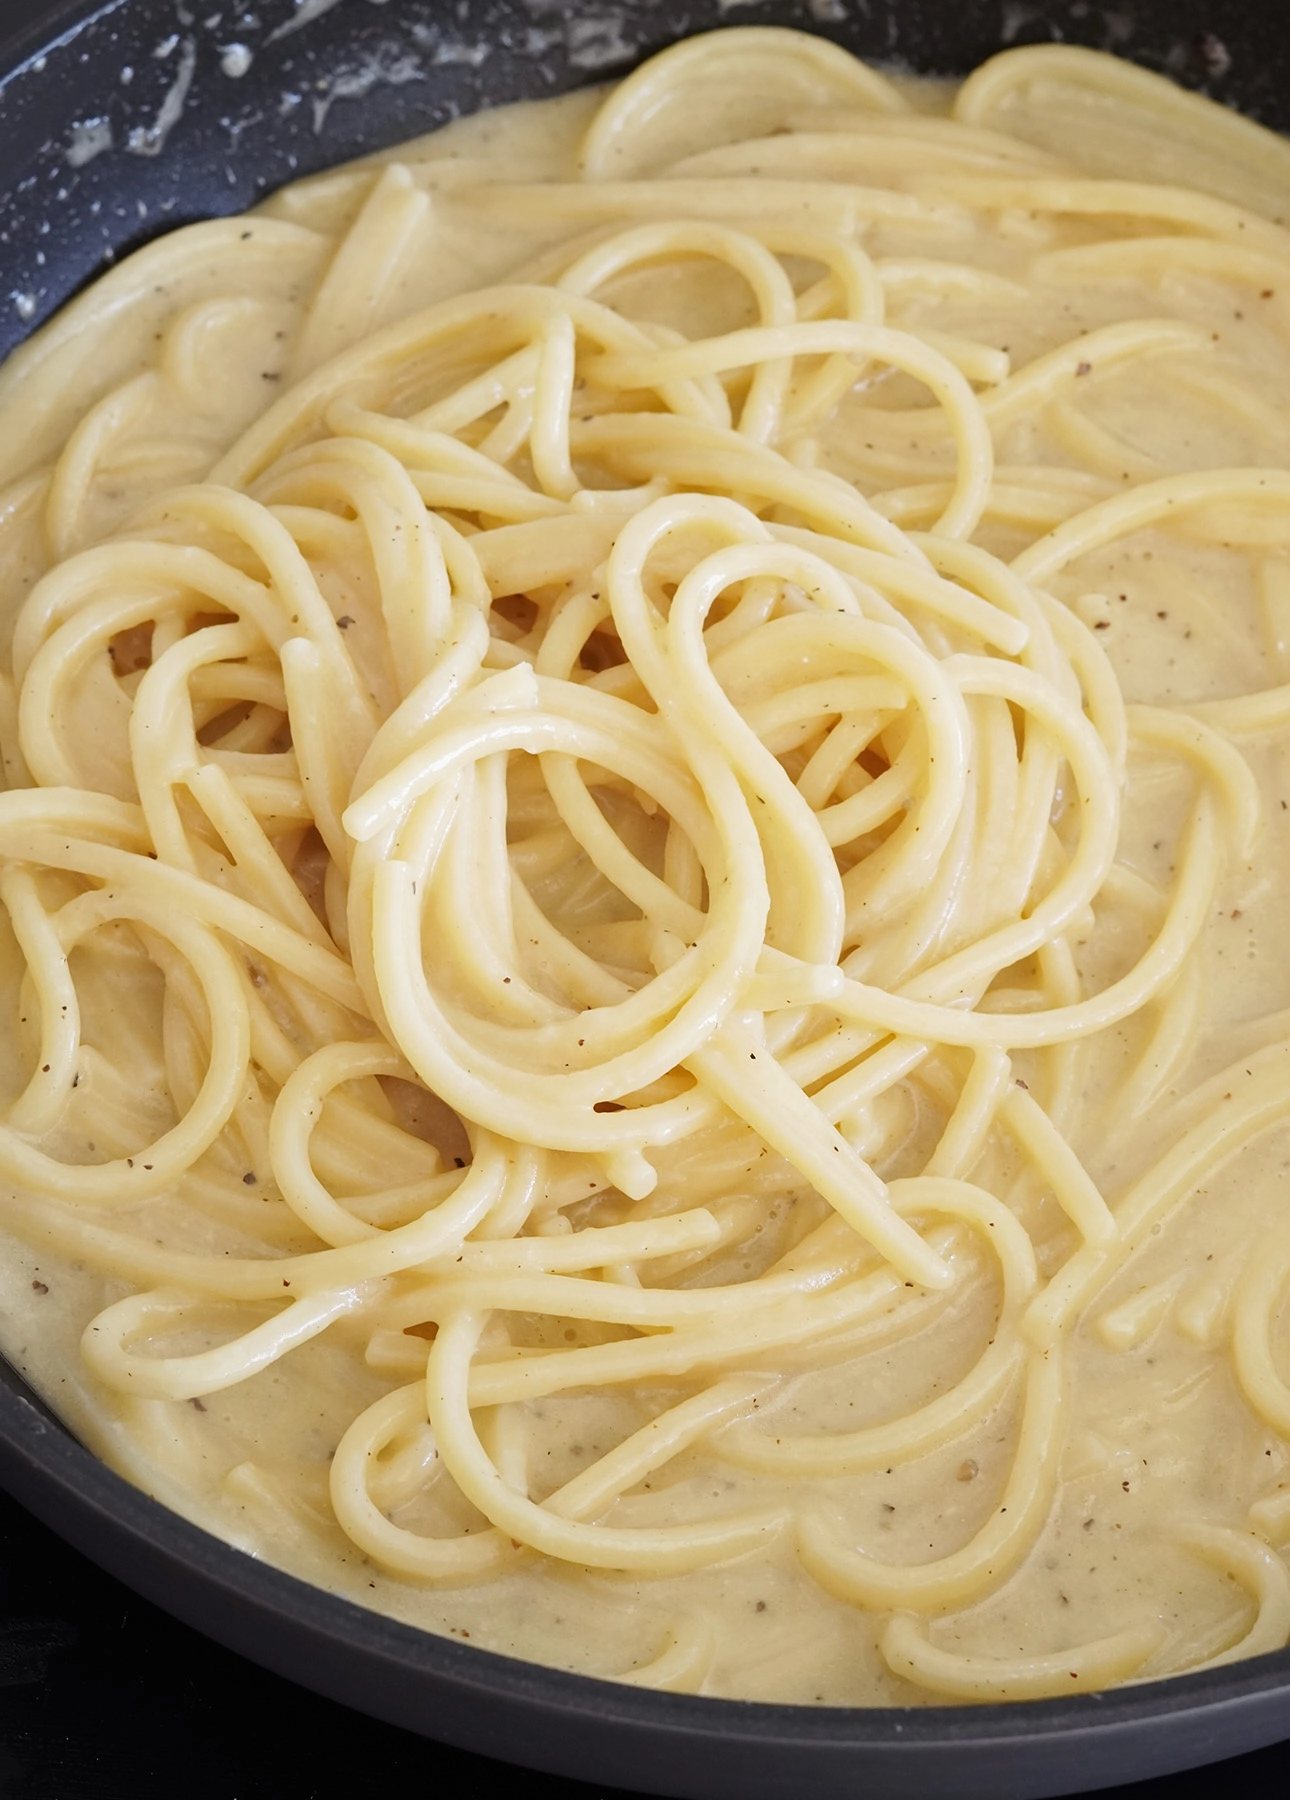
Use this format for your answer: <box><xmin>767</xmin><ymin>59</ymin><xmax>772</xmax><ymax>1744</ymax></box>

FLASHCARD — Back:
<box><xmin>1</xmin><ymin>2</ymin><xmax>1289</xmax><ymax>1793</ymax></box>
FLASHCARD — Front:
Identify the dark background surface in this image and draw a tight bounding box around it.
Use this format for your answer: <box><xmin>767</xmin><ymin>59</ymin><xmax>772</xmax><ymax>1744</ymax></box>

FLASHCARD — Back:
<box><xmin>4</xmin><ymin>0</ymin><xmax>1290</xmax><ymax>1796</ymax></box>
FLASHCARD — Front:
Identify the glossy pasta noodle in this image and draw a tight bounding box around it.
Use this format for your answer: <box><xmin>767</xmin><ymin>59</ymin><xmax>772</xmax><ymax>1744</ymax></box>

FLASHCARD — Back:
<box><xmin>3</xmin><ymin>27</ymin><xmax>1290</xmax><ymax>1704</ymax></box>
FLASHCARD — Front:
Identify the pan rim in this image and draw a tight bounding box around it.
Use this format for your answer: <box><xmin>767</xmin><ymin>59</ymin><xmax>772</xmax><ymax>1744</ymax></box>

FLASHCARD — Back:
<box><xmin>6</xmin><ymin>1362</ymin><xmax>1290</xmax><ymax>1749</ymax></box>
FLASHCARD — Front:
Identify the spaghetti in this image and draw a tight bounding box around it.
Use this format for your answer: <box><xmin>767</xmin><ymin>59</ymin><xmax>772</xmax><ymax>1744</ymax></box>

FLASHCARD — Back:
<box><xmin>0</xmin><ymin>28</ymin><xmax>1289</xmax><ymax>1703</ymax></box>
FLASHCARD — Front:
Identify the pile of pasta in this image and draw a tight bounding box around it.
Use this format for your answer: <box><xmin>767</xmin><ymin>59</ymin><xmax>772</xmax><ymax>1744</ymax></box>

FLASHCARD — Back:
<box><xmin>5</xmin><ymin>27</ymin><xmax>1290</xmax><ymax>1703</ymax></box>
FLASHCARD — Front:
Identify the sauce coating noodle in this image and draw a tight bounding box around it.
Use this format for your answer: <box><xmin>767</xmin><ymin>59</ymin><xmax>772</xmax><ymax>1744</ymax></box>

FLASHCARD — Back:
<box><xmin>3</xmin><ymin>29</ymin><xmax>1290</xmax><ymax>1705</ymax></box>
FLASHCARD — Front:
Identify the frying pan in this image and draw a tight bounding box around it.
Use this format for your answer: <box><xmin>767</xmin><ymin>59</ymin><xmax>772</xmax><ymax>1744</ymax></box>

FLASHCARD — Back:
<box><xmin>1</xmin><ymin>2</ymin><xmax>1289</xmax><ymax>1794</ymax></box>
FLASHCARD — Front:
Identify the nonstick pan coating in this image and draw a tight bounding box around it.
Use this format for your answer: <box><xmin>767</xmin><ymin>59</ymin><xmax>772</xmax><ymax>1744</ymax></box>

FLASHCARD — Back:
<box><xmin>2</xmin><ymin>2</ymin><xmax>1290</xmax><ymax>1794</ymax></box>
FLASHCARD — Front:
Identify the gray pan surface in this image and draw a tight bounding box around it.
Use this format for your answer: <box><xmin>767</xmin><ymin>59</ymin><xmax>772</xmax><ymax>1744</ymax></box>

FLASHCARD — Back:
<box><xmin>1</xmin><ymin>2</ymin><xmax>1290</xmax><ymax>1794</ymax></box>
